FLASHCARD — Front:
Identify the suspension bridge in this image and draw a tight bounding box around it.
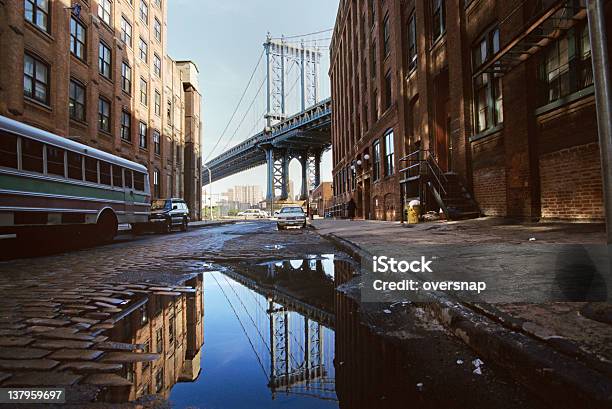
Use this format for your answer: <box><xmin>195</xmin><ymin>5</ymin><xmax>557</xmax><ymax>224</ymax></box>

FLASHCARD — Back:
<box><xmin>203</xmin><ymin>31</ymin><xmax>333</xmax><ymax>202</ymax></box>
<box><xmin>208</xmin><ymin>257</ymin><xmax>336</xmax><ymax>401</ymax></box>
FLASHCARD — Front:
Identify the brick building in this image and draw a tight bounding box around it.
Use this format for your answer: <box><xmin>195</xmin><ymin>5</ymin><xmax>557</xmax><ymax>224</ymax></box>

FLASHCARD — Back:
<box><xmin>330</xmin><ymin>0</ymin><xmax>611</xmax><ymax>221</ymax></box>
<box><xmin>0</xmin><ymin>0</ymin><xmax>202</xmax><ymax>219</ymax></box>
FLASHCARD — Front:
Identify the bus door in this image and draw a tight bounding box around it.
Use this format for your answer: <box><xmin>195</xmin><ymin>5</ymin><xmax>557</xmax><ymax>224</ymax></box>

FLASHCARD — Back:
<box><xmin>125</xmin><ymin>169</ymin><xmax>135</xmax><ymax>218</ymax></box>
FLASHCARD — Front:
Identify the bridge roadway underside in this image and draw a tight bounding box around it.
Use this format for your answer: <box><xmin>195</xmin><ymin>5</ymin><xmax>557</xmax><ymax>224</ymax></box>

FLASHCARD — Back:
<box><xmin>204</xmin><ymin>99</ymin><xmax>331</xmax><ymax>201</ymax></box>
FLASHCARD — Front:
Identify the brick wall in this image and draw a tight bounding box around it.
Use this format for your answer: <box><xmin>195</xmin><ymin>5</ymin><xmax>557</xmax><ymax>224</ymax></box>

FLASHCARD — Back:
<box><xmin>540</xmin><ymin>143</ymin><xmax>604</xmax><ymax>221</ymax></box>
<box><xmin>473</xmin><ymin>166</ymin><xmax>507</xmax><ymax>216</ymax></box>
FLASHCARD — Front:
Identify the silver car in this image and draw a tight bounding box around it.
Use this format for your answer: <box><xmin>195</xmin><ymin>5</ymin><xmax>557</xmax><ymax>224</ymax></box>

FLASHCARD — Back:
<box><xmin>276</xmin><ymin>206</ymin><xmax>307</xmax><ymax>230</ymax></box>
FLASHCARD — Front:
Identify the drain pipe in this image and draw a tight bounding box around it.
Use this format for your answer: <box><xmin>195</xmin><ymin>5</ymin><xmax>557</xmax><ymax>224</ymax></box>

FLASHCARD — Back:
<box><xmin>587</xmin><ymin>0</ymin><xmax>612</xmax><ymax>244</ymax></box>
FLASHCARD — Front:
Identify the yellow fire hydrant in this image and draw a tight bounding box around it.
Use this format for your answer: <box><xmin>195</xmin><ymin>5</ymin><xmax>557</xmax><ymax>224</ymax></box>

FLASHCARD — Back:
<box><xmin>407</xmin><ymin>199</ymin><xmax>421</xmax><ymax>224</ymax></box>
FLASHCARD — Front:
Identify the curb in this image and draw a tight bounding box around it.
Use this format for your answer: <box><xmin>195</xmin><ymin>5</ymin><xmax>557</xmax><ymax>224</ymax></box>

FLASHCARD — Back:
<box><xmin>188</xmin><ymin>220</ymin><xmax>237</xmax><ymax>229</ymax></box>
<box><xmin>318</xmin><ymin>229</ymin><xmax>612</xmax><ymax>408</ymax></box>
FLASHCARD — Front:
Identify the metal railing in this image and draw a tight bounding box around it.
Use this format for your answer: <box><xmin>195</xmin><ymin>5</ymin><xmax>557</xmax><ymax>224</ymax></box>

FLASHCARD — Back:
<box><xmin>399</xmin><ymin>149</ymin><xmax>449</xmax><ymax>217</ymax></box>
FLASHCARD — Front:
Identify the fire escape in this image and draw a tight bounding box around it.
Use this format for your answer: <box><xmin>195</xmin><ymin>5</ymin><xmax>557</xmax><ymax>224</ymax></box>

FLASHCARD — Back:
<box><xmin>400</xmin><ymin>0</ymin><xmax>588</xmax><ymax>220</ymax></box>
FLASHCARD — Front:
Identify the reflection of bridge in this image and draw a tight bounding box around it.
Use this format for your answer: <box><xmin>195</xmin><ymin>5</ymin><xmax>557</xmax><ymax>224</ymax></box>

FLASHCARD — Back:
<box><xmin>209</xmin><ymin>259</ymin><xmax>336</xmax><ymax>401</ymax></box>
<box><xmin>203</xmin><ymin>35</ymin><xmax>332</xmax><ymax>201</ymax></box>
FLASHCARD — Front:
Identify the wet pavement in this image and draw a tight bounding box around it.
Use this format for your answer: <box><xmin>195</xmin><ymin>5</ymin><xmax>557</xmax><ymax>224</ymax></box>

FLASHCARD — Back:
<box><xmin>0</xmin><ymin>221</ymin><xmax>552</xmax><ymax>408</ymax></box>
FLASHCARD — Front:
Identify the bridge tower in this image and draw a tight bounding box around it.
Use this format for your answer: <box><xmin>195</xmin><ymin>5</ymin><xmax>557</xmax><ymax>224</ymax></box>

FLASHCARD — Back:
<box><xmin>263</xmin><ymin>35</ymin><xmax>323</xmax><ymax>205</ymax></box>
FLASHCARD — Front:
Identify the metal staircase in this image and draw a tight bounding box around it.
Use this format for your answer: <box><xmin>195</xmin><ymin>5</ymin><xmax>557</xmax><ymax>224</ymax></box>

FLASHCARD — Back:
<box><xmin>400</xmin><ymin>150</ymin><xmax>480</xmax><ymax>221</ymax></box>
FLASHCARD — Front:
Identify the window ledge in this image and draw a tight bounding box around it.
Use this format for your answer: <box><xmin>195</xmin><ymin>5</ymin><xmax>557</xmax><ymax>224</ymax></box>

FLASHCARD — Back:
<box><xmin>24</xmin><ymin>97</ymin><xmax>52</xmax><ymax>112</ymax></box>
<box><xmin>469</xmin><ymin>123</ymin><xmax>504</xmax><ymax>143</ymax></box>
<box><xmin>534</xmin><ymin>85</ymin><xmax>595</xmax><ymax>117</ymax></box>
<box><xmin>121</xmin><ymin>139</ymin><xmax>133</xmax><ymax>145</ymax></box>
<box><xmin>70</xmin><ymin>118</ymin><xmax>88</xmax><ymax>127</ymax></box>
<box><xmin>98</xmin><ymin>130</ymin><xmax>112</xmax><ymax>138</ymax></box>
<box><xmin>25</xmin><ymin>21</ymin><xmax>53</xmax><ymax>42</ymax></box>
<box><xmin>430</xmin><ymin>30</ymin><xmax>447</xmax><ymax>51</ymax></box>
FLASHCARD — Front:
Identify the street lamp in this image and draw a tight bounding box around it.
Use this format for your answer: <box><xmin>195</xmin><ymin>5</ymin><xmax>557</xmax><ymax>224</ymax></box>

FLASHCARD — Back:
<box><xmin>202</xmin><ymin>164</ymin><xmax>213</xmax><ymax>221</ymax></box>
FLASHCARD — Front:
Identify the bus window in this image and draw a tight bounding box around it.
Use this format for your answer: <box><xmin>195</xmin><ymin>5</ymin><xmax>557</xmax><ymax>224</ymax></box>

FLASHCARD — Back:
<box><xmin>85</xmin><ymin>156</ymin><xmax>98</xmax><ymax>183</ymax></box>
<box><xmin>100</xmin><ymin>161</ymin><xmax>111</xmax><ymax>185</ymax></box>
<box><xmin>134</xmin><ymin>172</ymin><xmax>145</xmax><ymax>191</ymax></box>
<box><xmin>46</xmin><ymin>145</ymin><xmax>65</xmax><ymax>177</ymax></box>
<box><xmin>112</xmin><ymin>165</ymin><xmax>123</xmax><ymax>187</ymax></box>
<box><xmin>125</xmin><ymin>169</ymin><xmax>134</xmax><ymax>189</ymax></box>
<box><xmin>22</xmin><ymin>137</ymin><xmax>44</xmax><ymax>173</ymax></box>
<box><xmin>67</xmin><ymin>151</ymin><xmax>83</xmax><ymax>180</ymax></box>
<box><xmin>0</xmin><ymin>131</ymin><xmax>18</xmax><ymax>169</ymax></box>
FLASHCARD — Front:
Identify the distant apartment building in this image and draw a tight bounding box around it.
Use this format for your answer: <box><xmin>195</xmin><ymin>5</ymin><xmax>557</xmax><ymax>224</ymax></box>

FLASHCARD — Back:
<box><xmin>309</xmin><ymin>181</ymin><xmax>332</xmax><ymax>217</ymax></box>
<box><xmin>223</xmin><ymin>185</ymin><xmax>263</xmax><ymax>206</ymax></box>
<box><xmin>0</xmin><ymin>0</ymin><xmax>202</xmax><ymax>219</ymax></box>
<box><xmin>330</xmin><ymin>0</ymin><xmax>609</xmax><ymax>221</ymax></box>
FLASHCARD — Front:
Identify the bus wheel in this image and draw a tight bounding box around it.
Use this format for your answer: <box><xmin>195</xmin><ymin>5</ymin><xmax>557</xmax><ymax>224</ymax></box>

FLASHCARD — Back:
<box><xmin>97</xmin><ymin>211</ymin><xmax>118</xmax><ymax>243</ymax></box>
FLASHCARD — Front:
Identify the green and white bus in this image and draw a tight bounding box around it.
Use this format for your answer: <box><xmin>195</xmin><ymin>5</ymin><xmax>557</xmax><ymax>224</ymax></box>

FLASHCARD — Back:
<box><xmin>0</xmin><ymin>115</ymin><xmax>150</xmax><ymax>242</ymax></box>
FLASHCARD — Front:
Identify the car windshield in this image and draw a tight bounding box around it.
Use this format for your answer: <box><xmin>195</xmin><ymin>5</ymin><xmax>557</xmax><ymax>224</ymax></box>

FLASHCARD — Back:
<box><xmin>151</xmin><ymin>199</ymin><xmax>170</xmax><ymax>210</ymax></box>
<box><xmin>280</xmin><ymin>207</ymin><xmax>303</xmax><ymax>213</ymax></box>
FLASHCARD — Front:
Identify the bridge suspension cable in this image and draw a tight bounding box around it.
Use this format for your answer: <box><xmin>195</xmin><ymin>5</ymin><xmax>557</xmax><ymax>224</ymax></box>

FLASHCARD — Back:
<box><xmin>205</xmin><ymin>49</ymin><xmax>265</xmax><ymax>162</ymax></box>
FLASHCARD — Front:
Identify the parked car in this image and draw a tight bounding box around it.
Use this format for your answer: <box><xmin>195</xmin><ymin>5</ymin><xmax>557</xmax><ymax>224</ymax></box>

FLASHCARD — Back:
<box><xmin>148</xmin><ymin>198</ymin><xmax>190</xmax><ymax>233</ymax></box>
<box><xmin>237</xmin><ymin>209</ymin><xmax>268</xmax><ymax>219</ymax></box>
<box><xmin>276</xmin><ymin>206</ymin><xmax>307</xmax><ymax>230</ymax></box>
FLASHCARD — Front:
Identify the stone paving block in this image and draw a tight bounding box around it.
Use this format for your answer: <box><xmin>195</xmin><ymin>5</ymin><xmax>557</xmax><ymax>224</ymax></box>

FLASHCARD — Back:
<box><xmin>58</xmin><ymin>362</ymin><xmax>123</xmax><ymax>373</ymax></box>
<box><xmin>91</xmin><ymin>323</ymin><xmax>114</xmax><ymax>331</ymax></box>
<box><xmin>65</xmin><ymin>304</ymin><xmax>98</xmax><ymax>311</ymax></box>
<box><xmin>32</xmin><ymin>340</ymin><xmax>94</xmax><ymax>350</ymax></box>
<box><xmin>95</xmin><ymin>341</ymin><xmax>141</xmax><ymax>351</ymax></box>
<box><xmin>27</xmin><ymin>325</ymin><xmax>56</xmax><ymax>333</ymax></box>
<box><xmin>39</xmin><ymin>329</ymin><xmax>94</xmax><ymax>341</ymax></box>
<box><xmin>0</xmin><ymin>359</ymin><xmax>59</xmax><ymax>371</ymax></box>
<box><xmin>155</xmin><ymin>291</ymin><xmax>182</xmax><ymax>297</ymax></box>
<box><xmin>48</xmin><ymin>349</ymin><xmax>104</xmax><ymax>361</ymax></box>
<box><xmin>85</xmin><ymin>312</ymin><xmax>111</xmax><ymax>319</ymax></box>
<box><xmin>0</xmin><ymin>347</ymin><xmax>51</xmax><ymax>359</ymax></box>
<box><xmin>24</xmin><ymin>318</ymin><xmax>71</xmax><ymax>327</ymax></box>
<box><xmin>100</xmin><ymin>352</ymin><xmax>160</xmax><ymax>363</ymax></box>
<box><xmin>82</xmin><ymin>373</ymin><xmax>132</xmax><ymax>386</ymax></box>
<box><xmin>70</xmin><ymin>317</ymin><xmax>100</xmax><ymax>325</ymax></box>
<box><xmin>0</xmin><ymin>336</ymin><xmax>35</xmax><ymax>347</ymax></box>
<box><xmin>21</xmin><ymin>311</ymin><xmax>58</xmax><ymax>319</ymax></box>
<box><xmin>72</xmin><ymin>322</ymin><xmax>92</xmax><ymax>330</ymax></box>
<box><xmin>92</xmin><ymin>297</ymin><xmax>126</xmax><ymax>305</ymax></box>
<box><xmin>4</xmin><ymin>371</ymin><xmax>81</xmax><ymax>386</ymax></box>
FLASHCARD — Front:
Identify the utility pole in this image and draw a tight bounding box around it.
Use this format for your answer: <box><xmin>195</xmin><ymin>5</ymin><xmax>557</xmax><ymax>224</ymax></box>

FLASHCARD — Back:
<box><xmin>202</xmin><ymin>164</ymin><xmax>213</xmax><ymax>221</ymax></box>
<box><xmin>586</xmin><ymin>0</ymin><xmax>612</xmax><ymax>244</ymax></box>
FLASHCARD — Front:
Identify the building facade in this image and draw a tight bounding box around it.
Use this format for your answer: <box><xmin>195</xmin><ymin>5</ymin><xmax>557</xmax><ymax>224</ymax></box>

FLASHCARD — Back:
<box><xmin>223</xmin><ymin>185</ymin><xmax>264</xmax><ymax>206</ymax></box>
<box><xmin>330</xmin><ymin>0</ymin><xmax>610</xmax><ymax>221</ymax></box>
<box><xmin>0</xmin><ymin>0</ymin><xmax>202</xmax><ymax>219</ymax></box>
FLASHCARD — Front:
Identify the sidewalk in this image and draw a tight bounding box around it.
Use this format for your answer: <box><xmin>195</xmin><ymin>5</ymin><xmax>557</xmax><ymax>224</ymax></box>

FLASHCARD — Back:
<box><xmin>312</xmin><ymin>217</ymin><xmax>612</xmax><ymax>407</ymax></box>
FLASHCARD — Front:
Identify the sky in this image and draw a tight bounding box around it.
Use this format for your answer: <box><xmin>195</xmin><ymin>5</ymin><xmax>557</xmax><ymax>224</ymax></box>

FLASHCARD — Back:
<box><xmin>167</xmin><ymin>0</ymin><xmax>340</xmax><ymax>199</ymax></box>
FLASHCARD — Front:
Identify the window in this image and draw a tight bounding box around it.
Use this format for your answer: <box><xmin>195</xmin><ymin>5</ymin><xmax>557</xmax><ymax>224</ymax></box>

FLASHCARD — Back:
<box><xmin>373</xmin><ymin>89</ymin><xmax>379</xmax><ymax>121</ymax></box>
<box><xmin>154</xmin><ymin>90</ymin><xmax>161</xmax><ymax>116</ymax></box>
<box><xmin>540</xmin><ymin>24</ymin><xmax>593</xmax><ymax>106</ymax></box>
<box><xmin>98</xmin><ymin>97</ymin><xmax>111</xmax><ymax>133</ymax></box>
<box><xmin>384</xmin><ymin>130</ymin><xmax>395</xmax><ymax>176</ymax></box>
<box><xmin>85</xmin><ymin>157</ymin><xmax>98</xmax><ymax>183</ymax></box>
<box><xmin>384</xmin><ymin>71</ymin><xmax>392</xmax><ymax>109</ymax></box>
<box><xmin>142</xmin><ymin>340</ymin><xmax>150</xmax><ymax>370</ymax></box>
<box><xmin>24</xmin><ymin>0</ymin><xmax>50</xmax><ymax>32</ymax></box>
<box><xmin>369</xmin><ymin>0</ymin><xmax>375</xmax><ymax>26</ymax></box>
<box><xmin>156</xmin><ymin>328</ymin><xmax>163</xmax><ymax>353</ymax></box>
<box><xmin>98</xmin><ymin>0</ymin><xmax>112</xmax><ymax>25</ymax></box>
<box><xmin>134</xmin><ymin>171</ymin><xmax>145</xmax><ymax>191</ymax></box>
<box><xmin>166</xmin><ymin>99</ymin><xmax>172</xmax><ymax>124</ymax></box>
<box><xmin>139</xmin><ymin>37</ymin><xmax>148</xmax><ymax>62</ymax></box>
<box><xmin>0</xmin><ymin>132</ymin><xmax>18</xmax><ymax>169</ymax></box>
<box><xmin>139</xmin><ymin>121</ymin><xmax>147</xmax><ymax>149</ymax></box>
<box><xmin>154</xmin><ymin>0</ymin><xmax>161</xmax><ymax>8</ymax></box>
<box><xmin>69</xmin><ymin>80</ymin><xmax>86</xmax><ymax>122</ymax></box>
<box><xmin>372</xmin><ymin>139</ymin><xmax>380</xmax><ymax>181</ymax></box>
<box><xmin>67</xmin><ymin>151</ymin><xmax>83</xmax><ymax>180</ymax></box>
<box><xmin>140</xmin><ymin>78</ymin><xmax>147</xmax><ymax>105</ymax></box>
<box><xmin>383</xmin><ymin>13</ymin><xmax>390</xmax><ymax>56</ymax></box>
<box><xmin>432</xmin><ymin>0</ymin><xmax>445</xmax><ymax>42</ymax></box>
<box><xmin>153</xmin><ymin>129</ymin><xmax>160</xmax><ymax>154</ymax></box>
<box><xmin>125</xmin><ymin>169</ymin><xmax>134</xmax><ymax>188</ymax></box>
<box><xmin>112</xmin><ymin>165</ymin><xmax>122</xmax><ymax>187</ymax></box>
<box><xmin>46</xmin><ymin>145</ymin><xmax>65</xmax><ymax>176</ymax></box>
<box><xmin>121</xmin><ymin>62</ymin><xmax>132</xmax><ymax>93</ymax></box>
<box><xmin>155</xmin><ymin>370</ymin><xmax>163</xmax><ymax>393</ymax></box>
<box><xmin>154</xmin><ymin>18</ymin><xmax>162</xmax><ymax>42</ymax></box>
<box><xmin>153</xmin><ymin>53</ymin><xmax>161</xmax><ymax>77</ymax></box>
<box><xmin>153</xmin><ymin>168</ymin><xmax>160</xmax><ymax>197</ymax></box>
<box><xmin>121</xmin><ymin>110</ymin><xmax>131</xmax><ymax>141</ymax></box>
<box><xmin>100</xmin><ymin>161</ymin><xmax>111</xmax><ymax>185</ymax></box>
<box><xmin>168</xmin><ymin>316</ymin><xmax>175</xmax><ymax>345</ymax></box>
<box><xmin>70</xmin><ymin>17</ymin><xmax>86</xmax><ymax>60</ymax></box>
<box><xmin>472</xmin><ymin>27</ymin><xmax>502</xmax><ymax>133</ymax></box>
<box><xmin>98</xmin><ymin>42</ymin><xmax>112</xmax><ymax>79</ymax></box>
<box><xmin>24</xmin><ymin>53</ymin><xmax>49</xmax><ymax>104</ymax></box>
<box><xmin>121</xmin><ymin>17</ymin><xmax>132</xmax><ymax>47</ymax></box>
<box><xmin>407</xmin><ymin>12</ymin><xmax>417</xmax><ymax>70</ymax></box>
<box><xmin>139</xmin><ymin>0</ymin><xmax>148</xmax><ymax>24</ymax></box>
